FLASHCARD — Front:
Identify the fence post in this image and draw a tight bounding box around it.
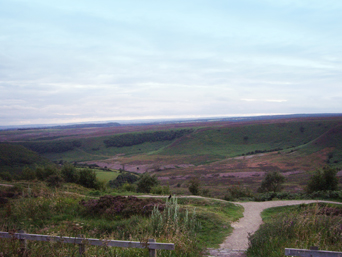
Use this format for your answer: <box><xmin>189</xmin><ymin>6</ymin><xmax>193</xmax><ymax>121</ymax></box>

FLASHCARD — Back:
<box><xmin>79</xmin><ymin>234</ymin><xmax>85</xmax><ymax>256</ymax></box>
<box><xmin>310</xmin><ymin>246</ymin><xmax>319</xmax><ymax>251</ymax></box>
<box><xmin>18</xmin><ymin>230</ymin><xmax>27</xmax><ymax>257</ymax></box>
<box><xmin>148</xmin><ymin>238</ymin><xmax>157</xmax><ymax>257</ymax></box>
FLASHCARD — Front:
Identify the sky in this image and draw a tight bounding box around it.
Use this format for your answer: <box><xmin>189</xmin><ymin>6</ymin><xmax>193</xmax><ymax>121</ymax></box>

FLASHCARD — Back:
<box><xmin>1</xmin><ymin>0</ymin><xmax>342</xmax><ymax>126</ymax></box>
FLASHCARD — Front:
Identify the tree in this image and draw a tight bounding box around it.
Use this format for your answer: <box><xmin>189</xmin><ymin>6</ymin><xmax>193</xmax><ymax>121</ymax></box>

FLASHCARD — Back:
<box><xmin>46</xmin><ymin>174</ymin><xmax>64</xmax><ymax>188</ymax></box>
<box><xmin>257</xmin><ymin>171</ymin><xmax>285</xmax><ymax>193</ymax></box>
<box><xmin>21</xmin><ymin>167</ymin><xmax>36</xmax><ymax>180</ymax></box>
<box><xmin>109</xmin><ymin>173</ymin><xmax>139</xmax><ymax>188</ymax></box>
<box><xmin>136</xmin><ymin>173</ymin><xmax>159</xmax><ymax>193</ymax></box>
<box><xmin>188</xmin><ymin>177</ymin><xmax>201</xmax><ymax>195</ymax></box>
<box><xmin>61</xmin><ymin>163</ymin><xmax>80</xmax><ymax>183</ymax></box>
<box><xmin>78</xmin><ymin>168</ymin><xmax>99</xmax><ymax>189</ymax></box>
<box><xmin>306</xmin><ymin>166</ymin><xmax>339</xmax><ymax>193</ymax></box>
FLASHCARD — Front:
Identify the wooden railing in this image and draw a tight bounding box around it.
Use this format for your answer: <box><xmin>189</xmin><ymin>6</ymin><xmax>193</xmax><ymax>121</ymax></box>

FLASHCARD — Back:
<box><xmin>0</xmin><ymin>230</ymin><xmax>174</xmax><ymax>257</ymax></box>
<box><xmin>285</xmin><ymin>247</ymin><xmax>342</xmax><ymax>257</ymax></box>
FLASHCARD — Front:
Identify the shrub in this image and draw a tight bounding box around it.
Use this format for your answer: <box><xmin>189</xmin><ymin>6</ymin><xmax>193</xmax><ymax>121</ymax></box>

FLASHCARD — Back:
<box><xmin>61</xmin><ymin>163</ymin><xmax>79</xmax><ymax>183</ymax></box>
<box><xmin>79</xmin><ymin>195</ymin><xmax>164</xmax><ymax>218</ymax></box>
<box><xmin>151</xmin><ymin>185</ymin><xmax>170</xmax><ymax>195</ymax></box>
<box><xmin>121</xmin><ymin>182</ymin><xmax>137</xmax><ymax>192</ymax></box>
<box><xmin>46</xmin><ymin>174</ymin><xmax>64</xmax><ymax>188</ymax></box>
<box><xmin>0</xmin><ymin>171</ymin><xmax>13</xmax><ymax>181</ymax></box>
<box><xmin>201</xmin><ymin>188</ymin><xmax>211</xmax><ymax>197</ymax></box>
<box><xmin>306</xmin><ymin>166</ymin><xmax>339</xmax><ymax>193</ymax></box>
<box><xmin>136</xmin><ymin>173</ymin><xmax>159</xmax><ymax>193</ymax></box>
<box><xmin>224</xmin><ymin>185</ymin><xmax>254</xmax><ymax>201</ymax></box>
<box><xmin>188</xmin><ymin>177</ymin><xmax>201</xmax><ymax>195</ymax></box>
<box><xmin>109</xmin><ymin>173</ymin><xmax>138</xmax><ymax>188</ymax></box>
<box><xmin>35</xmin><ymin>165</ymin><xmax>59</xmax><ymax>180</ymax></box>
<box><xmin>257</xmin><ymin>171</ymin><xmax>285</xmax><ymax>193</ymax></box>
<box><xmin>78</xmin><ymin>168</ymin><xmax>100</xmax><ymax>189</ymax></box>
<box><xmin>21</xmin><ymin>167</ymin><xmax>36</xmax><ymax>180</ymax></box>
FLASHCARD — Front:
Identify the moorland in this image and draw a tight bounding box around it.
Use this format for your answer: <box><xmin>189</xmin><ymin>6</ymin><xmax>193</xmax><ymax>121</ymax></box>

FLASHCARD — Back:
<box><xmin>1</xmin><ymin>114</ymin><xmax>342</xmax><ymax>256</ymax></box>
<box><xmin>2</xmin><ymin>114</ymin><xmax>342</xmax><ymax>196</ymax></box>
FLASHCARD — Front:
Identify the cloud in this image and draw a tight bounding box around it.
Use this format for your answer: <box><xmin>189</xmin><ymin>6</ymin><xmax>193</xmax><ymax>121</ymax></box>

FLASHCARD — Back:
<box><xmin>0</xmin><ymin>0</ymin><xmax>342</xmax><ymax>125</ymax></box>
<box><xmin>241</xmin><ymin>99</ymin><xmax>287</xmax><ymax>103</ymax></box>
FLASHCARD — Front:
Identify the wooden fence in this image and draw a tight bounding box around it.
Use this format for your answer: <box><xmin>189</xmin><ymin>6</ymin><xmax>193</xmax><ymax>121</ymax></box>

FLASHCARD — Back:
<box><xmin>285</xmin><ymin>247</ymin><xmax>342</xmax><ymax>257</ymax></box>
<box><xmin>0</xmin><ymin>230</ymin><xmax>174</xmax><ymax>257</ymax></box>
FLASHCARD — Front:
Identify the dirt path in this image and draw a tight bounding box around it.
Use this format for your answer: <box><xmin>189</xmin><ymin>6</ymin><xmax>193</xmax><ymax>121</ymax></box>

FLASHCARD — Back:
<box><xmin>0</xmin><ymin>184</ymin><xmax>13</xmax><ymax>187</ymax></box>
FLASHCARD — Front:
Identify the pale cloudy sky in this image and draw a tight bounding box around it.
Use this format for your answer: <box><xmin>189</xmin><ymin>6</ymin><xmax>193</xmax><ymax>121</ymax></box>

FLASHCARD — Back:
<box><xmin>1</xmin><ymin>0</ymin><xmax>342</xmax><ymax>125</ymax></box>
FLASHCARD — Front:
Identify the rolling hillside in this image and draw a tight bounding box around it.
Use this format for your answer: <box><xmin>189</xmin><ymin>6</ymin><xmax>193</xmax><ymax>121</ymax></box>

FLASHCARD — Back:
<box><xmin>2</xmin><ymin>116</ymin><xmax>342</xmax><ymax>196</ymax></box>
<box><xmin>1</xmin><ymin>116</ymin><xmax>342</xmax><ymax>169</ymax></box>
<box><xmin>0</xmin><ymin>144</ymin><xmax>51</xmax><ymax>173</ymax></box>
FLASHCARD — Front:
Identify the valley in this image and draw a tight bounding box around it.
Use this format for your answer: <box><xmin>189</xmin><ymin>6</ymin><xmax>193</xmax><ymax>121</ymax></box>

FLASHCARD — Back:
<box><xmin>2</xmin><ymin>115</ymin><xmax>341</xmax><ymax>197</ymax></box>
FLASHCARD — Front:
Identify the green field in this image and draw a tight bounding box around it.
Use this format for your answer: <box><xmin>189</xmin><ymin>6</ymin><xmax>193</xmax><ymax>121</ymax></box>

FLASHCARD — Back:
<box><xmin>94</xmin><ymin>170</ymin><xmax>120</xmax><ymax>183</ymax></box>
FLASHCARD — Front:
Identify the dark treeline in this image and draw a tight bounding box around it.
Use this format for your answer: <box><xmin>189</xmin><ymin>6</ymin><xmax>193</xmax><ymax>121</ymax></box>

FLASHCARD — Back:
<box><xmin>103</xmin><ymin>129</ymin><xmax>194</xmax><ymax>148</ymax></box>
<box><xmin>243</xmin><ymin>148</ymin><xmax>283</xmax><ymax>156</ymax></box>
<box><xmin>19</xmin><ymin>140</ymin><xmax>82</xmax><ymax>154</ymax></box>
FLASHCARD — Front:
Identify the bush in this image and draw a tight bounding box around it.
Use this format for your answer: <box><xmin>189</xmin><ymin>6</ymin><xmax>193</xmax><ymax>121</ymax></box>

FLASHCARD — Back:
<box><xmin>46</xmin><ymin>174</ymin><xmax>64</xmax><ymax>188</ymax></box>
<box><xmin>201</xmin><ymin>188</ymin><xmax>211</xmax><ymax>197</ymax></box>
<box><xmin>109</xmin><ymin>173</ymin><xmax>138</xmax><ymax>188</ymax></box>
<box><xmin>21</xmin><ymin>167</ymin><xmax>37</xmax><ymax>180</ymax></box>
<box><xmin>0</xmin><ymin>171</ymin><xmax>13</xmax><ymax>181</ymax></box>
<box><xmin>79</xmin><ymin>195</ymin><xmax>164</xmax><ymax>218</ymax></box>
<box><xmin>188</xmin><ymin>177</ymin><xmax>201</xmax><ymax>195</ymax></box>
<box><xmin>151</xmin><ymin>185</ymin><xmax>170</xmax><ymax>195</ymax></box>
<box><xmin>121</xmin><ymin>182</ymin><xmax>137</xmax><ymax>192</ymax></box>
<box><xmin>306</xmin><ymin>166</ymin><xmax>339</xmax><ymax>193</ymax></box>
<box><xmin>257</xmin><ymin>171</ymin><xmax>285</xmax><ymax>193</ymax></box>
<box><xmin>224</xmin><ymin>185</ymin><xmax>254</xmax><ymax>201</ymax></box>
<box><xmin>136</xmin><ymin>173</ymin><xmax>159</xmax><ymax>193</ymax></box>
<box><xmin>78</xmin><ymin>168</ymin><xmax>100</xmax><ymax>189</ymax></box>
<box><xmin>61</xmin><ymin>163</ymin><xmax>79</xmax><ymax>183</ymax></box>
<box><xmin>35</xmin><ymin>165</ymin><xmax>59</xmax><ymax>180</ymax></box>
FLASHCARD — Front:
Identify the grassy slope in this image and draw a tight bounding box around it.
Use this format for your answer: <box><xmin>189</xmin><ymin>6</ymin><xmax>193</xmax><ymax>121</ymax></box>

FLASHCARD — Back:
<box><xmin>0</xmin><ymin>144</ymin><xmax>51</xmax><ymax>173</ymax></box>
<box><xmin>0</xmin><ymin>182</ymin><xmax>243</xmax><ymax>255</ymax></box>
<box><xmin>247</xmin><ymin>203</ymin><xmax>342</xmax><ymax>256</ymax></box>
<box><xmin>94</xmin><ymin>169</ymin><xmax>120</xmax><ymax>183</ymax></box>
<box><xmin>4</xmin><ymin>118</ymin><xmax>342</xmax><ymax>169</ymax></box>
<box><xmin>42</xmin><ymin>137</ymin><xmax>181</xmax><ymax>162</ymax></box>
<box><xmin>160</xmin><ymin>120</ymin><xmax>337</xmax><ymax>157</ymax></box>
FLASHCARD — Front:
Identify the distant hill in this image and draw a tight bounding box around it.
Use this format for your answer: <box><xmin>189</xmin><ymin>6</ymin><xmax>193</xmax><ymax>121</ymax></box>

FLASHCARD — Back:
<box><xmin>0</xmin><ymin>122</ymin><xmax>121</xmax><ymax>131</ymax></box>
<box><xmin>0</xmin><ymin>144</ymin><xmax>51</xmax><ymax>174</ymax></box>
<box><xmin>2</xmin><ymin>115</ymin><xmax>342</xmax><ymax>167</ymax></box>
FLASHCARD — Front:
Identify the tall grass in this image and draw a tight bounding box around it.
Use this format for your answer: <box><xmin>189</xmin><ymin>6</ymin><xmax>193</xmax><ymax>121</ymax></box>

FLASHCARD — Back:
<box><xmin>0</xmin><ymin>189</ymin><xmax>203</xmax><ymax>256</ymax></box>
<box><xmin>150</xmin><ymin>196</ymin><xmax>201</xmax><ymax>237</ymax></box>
<box><xmin>247</xmin><ymin>204</ymin><xmax>342</xmax><ymax>257</ymax></box>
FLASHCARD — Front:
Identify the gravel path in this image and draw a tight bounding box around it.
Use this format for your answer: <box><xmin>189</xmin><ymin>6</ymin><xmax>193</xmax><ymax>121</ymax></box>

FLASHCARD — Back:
<box><xmin>0</xmin><ymin>184</ymin><xmax>14</xmax><ymax>187</ymax></box>
<box><xmin>207</xmin><ymin>200</ymin><xmax>342</xmax><ymax>257</ymax></box>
